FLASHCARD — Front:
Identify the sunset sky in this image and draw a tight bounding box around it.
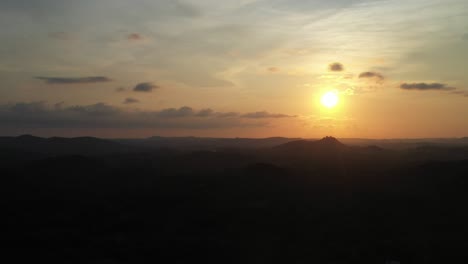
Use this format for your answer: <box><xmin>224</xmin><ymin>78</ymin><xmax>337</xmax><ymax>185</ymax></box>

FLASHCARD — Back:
<box><xmin>1</xmin><ymin>0</ymin><xmax>467</xmax><ymax>138</ymax></box>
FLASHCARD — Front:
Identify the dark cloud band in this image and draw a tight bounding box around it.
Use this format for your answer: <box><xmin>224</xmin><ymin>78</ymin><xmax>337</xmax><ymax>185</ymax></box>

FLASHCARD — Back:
<box><xmin>123</xmin><ymin>98</ymin><xmax>140</xmax><ymax>104</ymax></box>
<box><xmin>36</xmin><ymin>76</ymin><xmax>112</xmax><ymax>84</ymax></box>
<box><xmin>329</xmin><ymin>63</ymin><xmax>344</xmax><ymax>72</ymax></box>
<box><xmin>400</xmin><ymin>82</ymin><xmax>455</xmax><ymax>91</ymax></box>
<box><xmin>358</xmin><ymin>72</ymin><xmax>384</xmax><ymax>81</ymax></box>
<box><xmin>0</xmin><ymin>102</ymin><xmax>294</xmax><ymax>130</ymax></box>
<box><xmin>133</xmin><ymin>82</ymin><xmax>159</xmax><ymax>92</ymax></box>
<box><xmin>128</xmin><ymin>33</ymin><xmax>143</xmax><ymax>40</ymax></box>
<box><xmin>241</xmin><ymin>111</ymin><xmax>294</xmax><ymax>119</ymax></box>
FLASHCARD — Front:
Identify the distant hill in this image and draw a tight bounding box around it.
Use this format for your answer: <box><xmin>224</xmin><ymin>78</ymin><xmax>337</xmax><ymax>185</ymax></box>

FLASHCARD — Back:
<box><xmin>340</xmin><ymin>137</ymin><xmax>468</xmax><ymax>149</ymax></box>
<box><xmin>274</xmin><ymin>136</ymin><xmax>347</xmax><ymax>155</ymax></box>
<box><xmin>0</xmin><ymin>135</ymin><xmax>130</xmax><ymax>156</ymax></box>
<box><xmin>115</xmin><ymin>136</ymin><xmax>301</xmax><ymax>151</ymax></box>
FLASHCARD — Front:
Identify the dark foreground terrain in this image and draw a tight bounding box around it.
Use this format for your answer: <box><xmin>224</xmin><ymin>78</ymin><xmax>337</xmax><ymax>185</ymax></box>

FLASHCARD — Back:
<box><xmin>2</xmin><ymin>135</ymin><xmax>468</xmax><ymax>263</ymax></box>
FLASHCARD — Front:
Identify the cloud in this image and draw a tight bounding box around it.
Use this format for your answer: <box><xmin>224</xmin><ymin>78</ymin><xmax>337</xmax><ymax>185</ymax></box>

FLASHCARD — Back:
<box><xmin>217</xmin><ymin>112</ymin><xmax>239</xmax><ymax>118</ymax></box>
<box><xmin>157</xmin><ymin>106</ymin><xmax>194</xmax><ymax>118</ymax></box>
<box><xmin>197</xmin><ymin>108</ymin><xmax>215</xmax><ymax>117</ymax></box>
<box><xmin>127</xmin><ymin>33</ymin><xmax>143</xmax><ymax>41</ymax></box>
<box><xmin>36</xmin><ymin>76</ymin><xmax>112</xmax><ymax>84</ymax></box>
<box><xmin>48</xmin><ymin>31</ymin><xmax>70</xmax><ymax>40</ymax></box>
<box><xmin>358</xmin><ymin>72</ymin><xmax>384</xmax><ymax>81</ymax></box>
<box><xmin>123</xmin><ymin>98</ymin><xmax>140</xmax><ymax>104</ymax></box>
<box><xmin>268</xmin><ymin>67</ymin><xmax>280</xmax><ymax>73</ymax></box>
<box><xmin>329</xmin><ymin>62</ymin><xmax>344</xmax><ymax>72</ymax></box>
<box><xmin>133</xmin><ymin>82</ymin><xmax>159</xmax><ymax>92</ymax></box>
<box><xmin>66</xmin><ymin>102</ymin><xmax>120</xmax><ymax>116</ymax></box>
<box><xmin>0</xmin><ymin>1</ymin><xmax>200</xmax><ymax>20</ymax></box>
<box><xmin>9</xmin><ymin>101</ymin><xmax>48</xmax><ymax>114</ymax></box>
<box><xmin>462</xmin><ymin>33</ymin><xmax>468</xmax><ymax>40</ymax></box>
<box><xmin>400</xmin><ymin>82</ymin><xmax>455</xmax><ymax>91</ymax></box>
<box><xmin>262</xmin><ymin>0</ymin><xmax>379</xmax><ymax>14</ymax></box>
<box><xmin>0</xmin><ymin>102</ymin><xmax>295</xmax><ymax>130</ymax></box>
<box><xmin>451</xmin><ymin>90</ymin><xmax>468</xmax><ymax>97</ymax></box>
<box><xmin>241</xmin><ymin>111</ymin><xmax>294</xmax><ymax>119</ymax></box>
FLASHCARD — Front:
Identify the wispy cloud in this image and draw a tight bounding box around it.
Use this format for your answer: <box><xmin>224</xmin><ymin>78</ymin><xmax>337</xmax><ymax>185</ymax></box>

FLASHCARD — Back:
<box><xmin>358</xmin><ymin>72</ymin><xmax>384</xmax><ymax>81</ymax></box>
<box><xmin>241</xmin><ymin>111</ymin><xmax>295</xmax><ymax>119</ymax></box>
<box><xmin>329</xmin><ymin>62</ymin><xmax>344</xmax><ymax>72</ymax></box>
<box><xmin>123</xmin><ymin>98</ymin><xmax>140</xmax><ymax>104</ymax></box>
<box><xmin>157</xmin><ymin>106</ymin><xmax>195</xmax><ymax>118</ymax></box>
<box><xmin>462</xmin><ymin>32</ymin><xmax>468</xmax><ymax>40</ymax></box>
<box><xmin>400</xmin><ymin>82</ymin><xmax>455</xmax><ymax>91</ymax></box>
<box><xmin>133</xmin><ymin>82</ymin><xmax>159</xmax><ymax>92</ymax></box>
<box><xmin>268</xmin><ymin>67</ymin><xmax>280</xmax><ymax>73</ymax></box>
<box><xmin>48</xmin><ymin>31</ymin><xmax>70</xmax><ymax>40</ymax></box>
<box><xmin>36</xmin><ymin>76</ymin><xmax>112</xmax><ymax>84</ymax></box>
<box><xmin>0</xmin><ymin>102</ymin><xmax>295</xmax><ymax>129</ymax></box>
<box><xmin>127</xmin><ymin>33</ymin><xmax>143</xmax><ymax>41</ymax></box>
<box><xmin>451</xmin><ymin>90</ymin><xmax>468</xmax><ymax>97</ymax></box>
<box><xmin>196</xmin><ymin>108</ymin><xmax>215</xmax><ymax>117</ymax></box>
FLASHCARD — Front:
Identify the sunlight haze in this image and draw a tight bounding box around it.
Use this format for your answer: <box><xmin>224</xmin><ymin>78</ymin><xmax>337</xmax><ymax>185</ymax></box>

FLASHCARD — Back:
<box><xmin>0</xmin><ymin>0</ymin><xmax>467</xmax><ymax>138</ymax></box>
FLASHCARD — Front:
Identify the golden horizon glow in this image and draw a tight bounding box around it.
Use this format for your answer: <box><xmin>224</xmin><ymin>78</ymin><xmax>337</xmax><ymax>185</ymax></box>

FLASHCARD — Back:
<box><xmin>0</xmin><ymin>1</ymin><xmax>467</xmax><ymax>138</ymax></box>
<box><xmin>321</xmin><ymin>91</ymin><xmax>339</xmax><ymax>108</ymax></box>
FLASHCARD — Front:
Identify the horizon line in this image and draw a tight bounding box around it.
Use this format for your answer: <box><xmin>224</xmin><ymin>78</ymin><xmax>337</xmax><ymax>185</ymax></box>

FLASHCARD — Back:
<box><xmin>2</xmin><ymin>134</ymin><xmax>467</xmax><ymax>141</ymax></box>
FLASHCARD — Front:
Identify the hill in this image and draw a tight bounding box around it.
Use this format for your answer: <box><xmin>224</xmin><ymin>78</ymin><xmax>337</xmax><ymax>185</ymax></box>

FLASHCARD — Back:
<box><xmin>0</xmin><ymin>135</ymin><xmax>130</xmax><ymax>156</ymax></box>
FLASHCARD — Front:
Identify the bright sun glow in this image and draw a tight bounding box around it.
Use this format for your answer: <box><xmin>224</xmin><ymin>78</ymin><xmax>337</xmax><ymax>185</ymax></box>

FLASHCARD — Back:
<box><xmin>321</xmin><ymin>91</ymin><xmax>339</xmax><ymax>108</ymax></box>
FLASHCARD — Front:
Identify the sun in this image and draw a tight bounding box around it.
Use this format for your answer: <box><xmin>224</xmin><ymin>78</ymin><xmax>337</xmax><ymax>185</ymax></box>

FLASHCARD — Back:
<box><xmin>321</xmin><ymin>91</ymin><xmax>339</xmax><ymax>108</ymax></box>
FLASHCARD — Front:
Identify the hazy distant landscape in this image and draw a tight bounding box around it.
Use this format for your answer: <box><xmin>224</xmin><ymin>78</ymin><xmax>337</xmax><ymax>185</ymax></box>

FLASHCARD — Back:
<box><xmin>2</xmin><ymin>135</ymin><xmax>468</xmax><ymax>263</ymax></box>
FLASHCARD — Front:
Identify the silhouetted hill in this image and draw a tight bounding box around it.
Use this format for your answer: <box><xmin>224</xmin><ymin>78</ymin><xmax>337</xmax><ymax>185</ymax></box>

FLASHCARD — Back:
<box><xmin>2</xmin><ymin>134</ymin><xmax>468</xmax><ymax>263</ymax></box>
<box><xmin>340</xmin><ymin>137</ymin><xmax>468</xmax><ymax>149</ymax></box>
<box><xmin>169</xmin><ymin>150</ymin><xmax>253</xmax><ymax>172</ymax></box>
<box><xmin>404</xmin><ymin>145</ymin><xmax>468</xmax><ymax>162</ymax></box>
<box><xmin>0</xmin><ymin>135</ymin><xmax>131</xmax><ymax>156</ymax></box>
<box><xmin>362</xmin><ymin>145</ymin><xmax>385</xmax><ymax>152</ymax></box>
<box><xmin>273</xmin><ymin>136</ymin><xmax>347</xmax><ymax>155</ymax></box>
<box><xmin>32</xmin><ymin>154</ymin><xmax>105</xmax><ymax>170</ymax></box>
<box><xmin>115</xmin><ymin>136</ymin><xmax>301</xmax><ymax>151</ymax></box>
<box><xmin>0</xmin><ymin>134</ymin><xmax>44</xmax><ymax>146</ymax></box>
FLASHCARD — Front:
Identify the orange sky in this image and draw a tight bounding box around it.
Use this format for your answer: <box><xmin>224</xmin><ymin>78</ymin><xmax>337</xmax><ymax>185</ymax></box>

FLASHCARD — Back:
<box><xmin>0</xmin><ymin>0</ymin><xmax>467</xmax><ymax>138</ymax></box>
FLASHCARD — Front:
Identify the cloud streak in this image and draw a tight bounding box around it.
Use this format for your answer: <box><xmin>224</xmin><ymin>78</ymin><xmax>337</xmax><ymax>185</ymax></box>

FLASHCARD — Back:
<box><xmin>48</xmin><ymin>31</ymin><xmax>70</xmax><ymax>40</ymax></box>
<box><xmin>358</xmin><ymin>72</ymin><xmax>384</xmax><ymax>81</ymax></box>
<box><xmin>127</xmin><ymin>33</ymin><xmax>143</xmax><ymax>40</ymax></box>
<box><xmin>268</xmin><ymin>67</ymin><xmax>280</xmax><ymax>73</ymax></box>
<box><xmin>241</xmin><ymin>111</ymin><xmax>294</xmax><ymax>119</ymax></box>
<box><xmin>133</xmin><ymin>82</ymin><xmax>159</xmax><ymax>92</ymax></box>
<box><xmin>400</xmin><ymin>82</ymin><xmax>455</xmax><ymax>91</ymax></box>
<box><xmin>123</xmin><ymin>98</ymin><xmax>140</xmax><ymax>104</ymax></box>
<box><xmin>329</xmin><ymin>63</ymin><xmax>344</xmax><ymax>72</ymax></box>
<box><xmin>36</xmin><ymin>76</ymin><xmax>112</xmax><ymax>84</ymax></box>
<box><xmin>0</xmin><ymin>102</ymin><xmax>295</xmax><ymax>130</ymax></box>
<box><xmin>451</xmin><ymin>90</ymin><xmax>468</xmax><ymax>97</ymax></box>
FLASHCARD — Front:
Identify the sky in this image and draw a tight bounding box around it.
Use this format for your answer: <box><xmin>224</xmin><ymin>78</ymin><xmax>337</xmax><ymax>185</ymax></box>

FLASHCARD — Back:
<box><xmin>1</xmin><ymin>0</ymin><xmax>467</xmax><ymax>138</ymax></box>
